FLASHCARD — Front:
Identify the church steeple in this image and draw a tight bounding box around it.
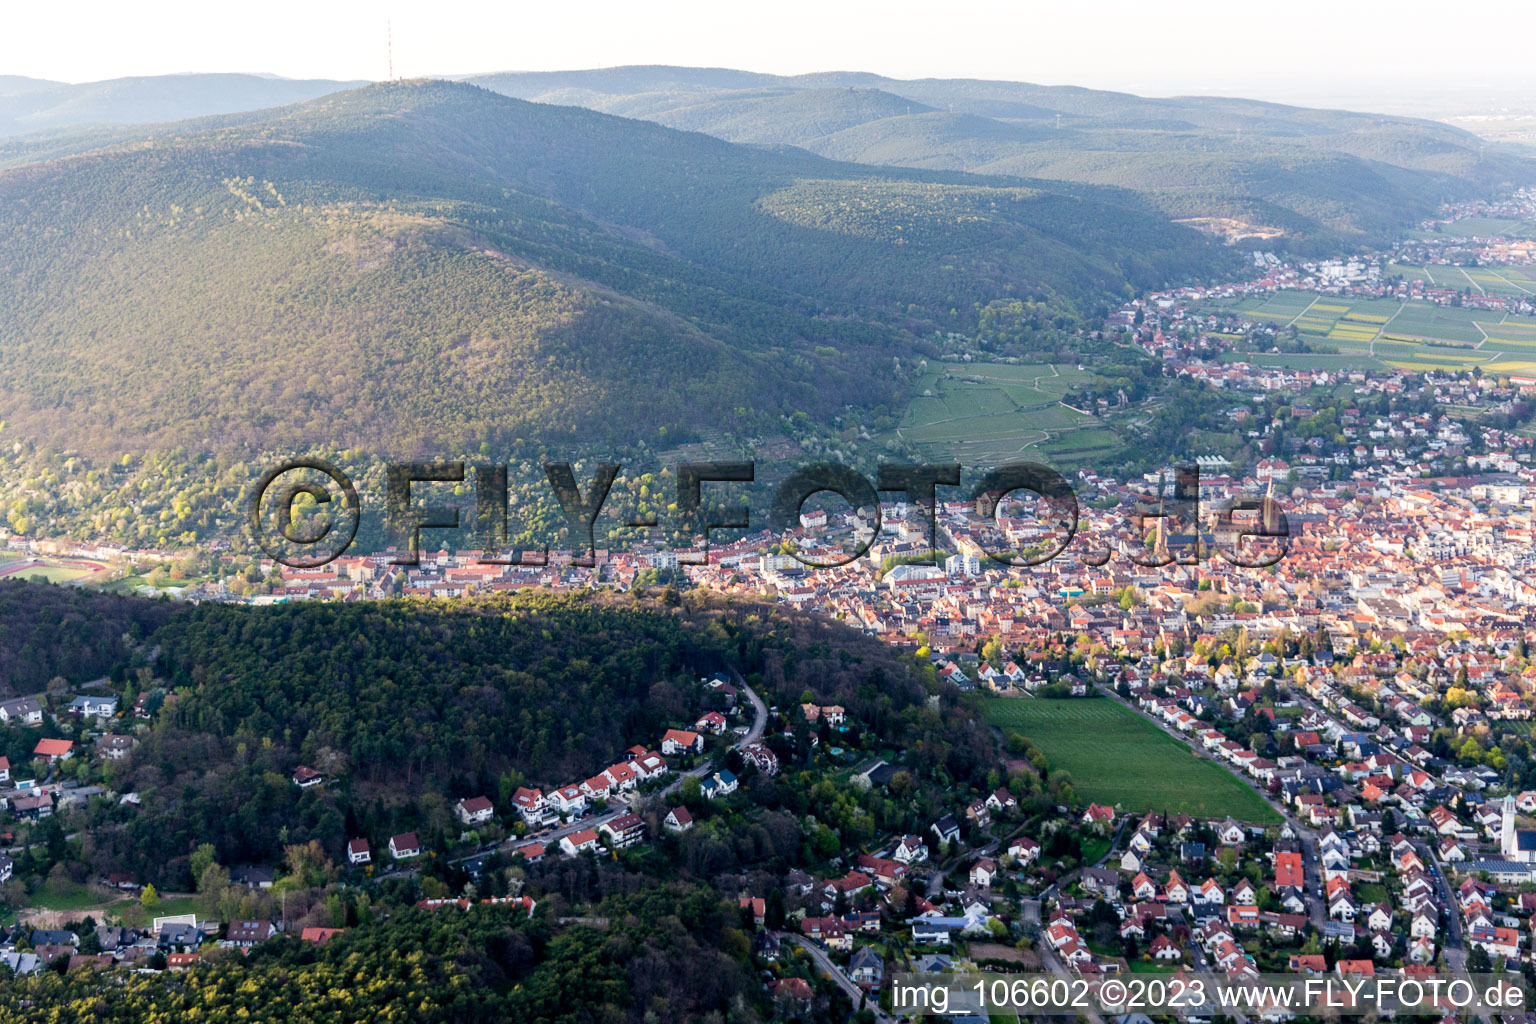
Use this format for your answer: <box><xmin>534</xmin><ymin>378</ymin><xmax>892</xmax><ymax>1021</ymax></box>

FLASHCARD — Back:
<box><xmin>1503</xmin><ymin>794</ymin><xmax>1517</xmax><ymax>858</ymax></box>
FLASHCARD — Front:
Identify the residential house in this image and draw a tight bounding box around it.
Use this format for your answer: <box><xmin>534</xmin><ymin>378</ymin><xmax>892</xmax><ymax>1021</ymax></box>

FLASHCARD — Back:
<box><xmin>65</xmin><ymin>695</ymin><xmax>118</xmax><ymax>720</ymax></box>
<box><xmin>222</xmin><ymin>920</ymin><xmax>277</xmax><ymax>949</ymax></box>
<box><xmin>291</xmin><ymin>766</ymin><xmax>324</xmax><ymax>788</ymax></box>
<box><xmin>660</xmin><ymin>729</ymin><xmax>704</xmax><ymax>755</ymax></box>
<box><xmin>454</xmin><ymin>796</ymin><xmax>495</xmax><ymax>826</ymax></box>
<box><xmin>1008</xmin><ymin>835</ymin><xmax>1040</xmax><ymax>866</ymax></box>
<box><xmin>0</xmin><ymin>698</ymin><xmax>43</xmax><ymax>726</ymax></box>
<box><xmin>510</xmin><ymin>787</ymin><xmax>547</xmax><ymax>823</ymax></box>
<box><xmin>599</xmin><ymin>813</ymin><xmax>645</xmax><ymax>849</ymax></box>
<box><xmin>559</xmin><ymin>828</ymin><xmax>601</xmax><ymax>856</ymax></box>
<box><xmin>33</xmin><ymin>738</ymin><xmax>73</xmax><ymax>763</ymax></box>
<box><xmin>694</xmin><ymin>711</ymin><xmax>728</xmax><ymax>735</ymax></box>
<box><xmin>546</xmin><ymin>785</ymin><xmax>588</xmax><ymax>816</ymax></box>
<box><xmin>931</xmin><ymin>816</ymin><xmax>961</xmax><ymax>846</ymax></box>
<box><xmin>849</xmin><ymin>945</ymin><xmax>884</xmax><ymax>988</ymax></box>
<box><xmin>96</xmin><ymin>735</ymin><xmax>134</xmax><ymax>760</ymax></box>
<box><xmin>300</xmin><ymin>927</ymin><xmax>345</xmax><ymax>945</ymax></box>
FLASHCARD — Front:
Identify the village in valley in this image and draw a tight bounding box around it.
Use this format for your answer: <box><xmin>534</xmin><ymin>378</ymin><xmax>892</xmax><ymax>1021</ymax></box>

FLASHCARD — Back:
<box><xmin>12</xmin><ymin>200</ymin><xmax>1536</xmax><ymax>1018</ymax></box>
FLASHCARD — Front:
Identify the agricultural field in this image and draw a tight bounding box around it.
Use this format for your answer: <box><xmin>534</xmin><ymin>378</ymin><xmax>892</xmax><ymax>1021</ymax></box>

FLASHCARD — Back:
<box><xmin>982</xmin><ymin>696</ymin><xmax>1280</xmax><ymax>822</ymax></box>
<box><xmin>1419</xmin><ymin>217</ymin><xmax>1536</xmax><ymax>240</ymax></box>
<box><xmin>1387</xmin><ymin>262</ymin><xmax>1536</xmax><ymax>298</ymax></box>
<box><xmin>888</xmin><ymin>362</ymin><xmax>1116</xmax><ymax>466</ymax></box>
<box><xmin>1208</xmin><ymin>290</ymin><xmax>1536</xmax><ymax>374</ymax></box>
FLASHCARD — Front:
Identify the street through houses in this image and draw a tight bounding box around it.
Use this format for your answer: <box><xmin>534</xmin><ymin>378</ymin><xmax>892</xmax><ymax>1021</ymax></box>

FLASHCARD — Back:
<box><xmin>1098</xmin><ymin>684</ymin><xmax>1469</xmax><ymax>969</ymax></box>
<box><xmin>453</xmin><ymin>673</ymin><xmax>765</xmax><ymax>871</ymax></box>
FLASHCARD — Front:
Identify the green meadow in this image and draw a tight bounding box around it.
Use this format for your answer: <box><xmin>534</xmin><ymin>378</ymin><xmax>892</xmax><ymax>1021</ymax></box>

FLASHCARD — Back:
<box><xmin>983</xmin><ymin>697</ymin><xmax>1280</xmax><ymax>822</ymax></box>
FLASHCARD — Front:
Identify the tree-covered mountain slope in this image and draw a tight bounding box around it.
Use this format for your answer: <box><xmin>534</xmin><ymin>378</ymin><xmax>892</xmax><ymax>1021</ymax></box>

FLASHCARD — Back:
<box><xmin>0</xmin><ymin>79</ymin><xmax>1223</xmax><ymax>454</ymax></box>
<box><xmin>468</xmin><ymin>65</ymin><xmax>1535</xmax><ymax>241</ymax></box>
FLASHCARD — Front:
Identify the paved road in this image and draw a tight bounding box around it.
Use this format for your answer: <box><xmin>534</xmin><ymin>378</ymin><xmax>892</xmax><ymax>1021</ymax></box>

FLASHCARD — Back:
<box><xmin>736</xmin><ymin>668</ymin><xmax>767</xmax><ymax>746</ymax></box>
<box><xmin>1099</xmin><ymin>685</ymin><xmax>1330</xmax><ymax>925</ymax></box>
<box><xmin>1296</xmin><ymin>827</ymin><xmax>1326</xmax><ymax>929</ymax></box>
<box><xmin>1038</xmin><ymin>943</ymin><xmax>1109</xmax><ymax>1024</ymax></box>
<box><xmin>784</xmin><ymin>933</ymin><xmax>892</xmax><ymax>1023</ymax></box>
<box><xmin>1096</xmin><ymin>816</ymin><xmax>1129</xmax><ymax>868</ymax></box>
<box><xmin>1184</xmin><ymin>939</ymin><xmax>1250</xmax><ymax>1024</ymax></box>
<box><xmin>1026</xmin><ymin>815</ymin><xmax>1131</xmax><ymax>1024</ymax></box>
<box><xmin>1425</xmin><ymin>846</ymin><xmax>1467</xmax><ymax>972</ymax></box>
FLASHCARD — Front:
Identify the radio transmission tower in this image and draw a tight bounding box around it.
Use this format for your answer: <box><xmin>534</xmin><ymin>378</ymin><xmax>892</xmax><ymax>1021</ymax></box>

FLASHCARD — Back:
<box><xmin>387</xmin><ymin>20</ymin><xmax>394</xmax><ymax>82</ymax></box>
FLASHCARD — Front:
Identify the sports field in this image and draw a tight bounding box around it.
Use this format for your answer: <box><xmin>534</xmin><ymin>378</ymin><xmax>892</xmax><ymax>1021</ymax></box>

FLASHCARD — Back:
<box><xmin>0</xmin><ymin>559</ymin><xmax>102</xmax><ymax>584</ymax></box>
<box><xmin>982</xmin><ymin>697</ymin><xmax>1280</xmax><ymax>822</ymax></box>
<box><xmin>1206</xmin><ymin>289</ymin><xmax>1536</xmax><ymax>374</ymax></box>
<box><xmin>889</xmin><ymin>362</ymin><xmax>1117</xmax><ymax>466</ymax></box>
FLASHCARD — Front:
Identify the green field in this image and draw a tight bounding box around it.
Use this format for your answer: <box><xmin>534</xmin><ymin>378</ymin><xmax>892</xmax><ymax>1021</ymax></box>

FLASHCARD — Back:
<box><xmin>26</xmin><ymin>880</ymin><xmax>117</xmax><ymax>913</ymax></box>
<box><xmin>4</xmin><ymin>564</ymin><xmax>93</xmax><ymax>584</ymax></box>
<box><xmin>890</xmin><ymin>362</ymin><xmax>1115</xmax><ymax>466</ymax></box>
<box><xmin>1390</xmin><ymin>262</ymin><xmax>1536</xmax><ymax>298</ymax></box>
<box><xmin>982</xmin><ymin>697</ymin><xmax>1280</xmax><ymax>822</ymax></box>
<box><xmin>1421</xmin><ymin>217</ymin><xmax>1536</xmax><ymax>240</ymax></box>
<box><xmin>1209</xmin><ymin>289</ymin><xmax>1536</xmax><ymax>372</ymax></box>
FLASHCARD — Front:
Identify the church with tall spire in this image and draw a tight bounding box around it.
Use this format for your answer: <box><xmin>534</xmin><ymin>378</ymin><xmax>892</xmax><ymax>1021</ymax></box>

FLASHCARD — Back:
<box><xmin>1500</xmin><ymin>795</ymin><xmax>1536</xmax><ymax>862</ymax></box>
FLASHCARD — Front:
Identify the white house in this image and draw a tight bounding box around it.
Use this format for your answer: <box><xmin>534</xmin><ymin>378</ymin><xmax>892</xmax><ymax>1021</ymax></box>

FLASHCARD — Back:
<box><xmin>1007</xmin><ymin>836</ymin><xmax>1040</xmax><ymax>866</ymax></box>
<box><xmin>0</xmin><ymin>698</ymin><xmax>43</xmax><ymax>726</ymax></box>
<box><xmin>547</xmin><ymin>785</ymin><xmax>588</xmax><ymax>816</ymax></box>
<box><xmin>559</xmin><ymin>828</ymin><xmax>600</xmax><ymax>856</ymax></box>
<box><xmin>454</xmin><ymin>796</ymin><xmax>494</xmax><ymax>826</ymax></box>
<box><xmin>895</xmin><ymin>834</ymin><xmax>930</xmax><ymax>864</ymax></box>
<box><xmin>660</xmin><ymin>729</ymin><xmax>703</xmax><ymax>755</ymax></box>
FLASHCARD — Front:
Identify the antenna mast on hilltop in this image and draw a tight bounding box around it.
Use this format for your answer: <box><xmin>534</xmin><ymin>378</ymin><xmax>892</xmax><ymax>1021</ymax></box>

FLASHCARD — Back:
<box><xmin>387</xmin><ymin>20</ymin><xmax>394</xmax><ymax>82</ymax></box>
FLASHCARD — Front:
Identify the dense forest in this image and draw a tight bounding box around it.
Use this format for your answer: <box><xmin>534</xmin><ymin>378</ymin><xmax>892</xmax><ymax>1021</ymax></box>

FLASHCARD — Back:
<box><xmin>0</xmin><ymin>580</ymin><xmax>172</xmax><ymax>694</ymax></box>
<box><xmin>154</xmin><ymin>592</ymin><xmax>729</xmax><ymax>785</ymax></box>
<box><xmin>17</xmin><ymin>585</ymin><xmax>996</xmax><ymax>889</ymax></box>
<box><xmin>0</xmin><ymin>891</ymin><xmax>771</xmax><ymax>1023</ymax></box>
<box><xmin>0</xmin><ymin>79</ymin><xmax>1225</xmax><ymax>457</ymax></box>
<box><xmin>9</xmin><ymin>68</ymin><xmax>1526</xmax><ymax>246</ymax></box>
<box><xmin>0</xmin><ymin>584</ymin><xmax>1024</xmax><ymax>1021</ymax></box>
<box><xmin>470</xmin><ymin>67</ymin><xmax>1535</xmax><ymax>244</ymax></box>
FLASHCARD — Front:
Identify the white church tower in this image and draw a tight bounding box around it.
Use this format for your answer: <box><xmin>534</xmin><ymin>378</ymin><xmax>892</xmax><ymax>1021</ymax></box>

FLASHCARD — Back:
<box><xmin>1500</xmin><ymin>795</ymin><xmax>1536</xmax><ymax>863</ymax></box>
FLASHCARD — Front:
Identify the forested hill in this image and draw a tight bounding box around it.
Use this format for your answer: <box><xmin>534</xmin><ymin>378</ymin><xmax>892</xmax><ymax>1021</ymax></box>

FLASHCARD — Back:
<box><xmin>0</xmin><ymin>894</ymin><xmax>762</xmax><ymax>1023</ymax></box>
<box><xmin>13</xmin><ymin>582</ymin><xmax>996</xmax><ymax>886</ymax></box>
<box><xmin>0</xmin><ymin>79</ymin><xmax>1226</xmax><ymax>455</ymax></box>
<box><xmin>467</xmin><ymin>65</ymin><xmax>1536</xmax><ymax>243</ymax></box>
<box><xmin>0</xmin><ymin>580</ymin><xmax>176</xmax><ymax>694</ymax></box>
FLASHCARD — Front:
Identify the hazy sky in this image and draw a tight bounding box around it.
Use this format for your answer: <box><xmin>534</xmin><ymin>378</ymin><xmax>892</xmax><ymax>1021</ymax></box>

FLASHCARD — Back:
<box><xmin>4</xmin><ymin>0</ymin><xmax>1533</xmax><ymax>104</ymax></box>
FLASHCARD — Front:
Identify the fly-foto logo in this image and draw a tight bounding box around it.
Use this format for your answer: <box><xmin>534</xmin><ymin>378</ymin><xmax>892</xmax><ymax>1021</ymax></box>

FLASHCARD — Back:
<box><xmin>248</xmin><ymin>458</ymin><xmax>1289</xmax><ymax>569</ymax></box>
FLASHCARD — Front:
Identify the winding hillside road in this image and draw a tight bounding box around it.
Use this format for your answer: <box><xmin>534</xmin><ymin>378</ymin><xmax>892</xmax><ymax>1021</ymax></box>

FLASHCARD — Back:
<box><xmin>452</xmin><ymin>670</ymin><xmax>766</xmax><ymax>868</ymax></box>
